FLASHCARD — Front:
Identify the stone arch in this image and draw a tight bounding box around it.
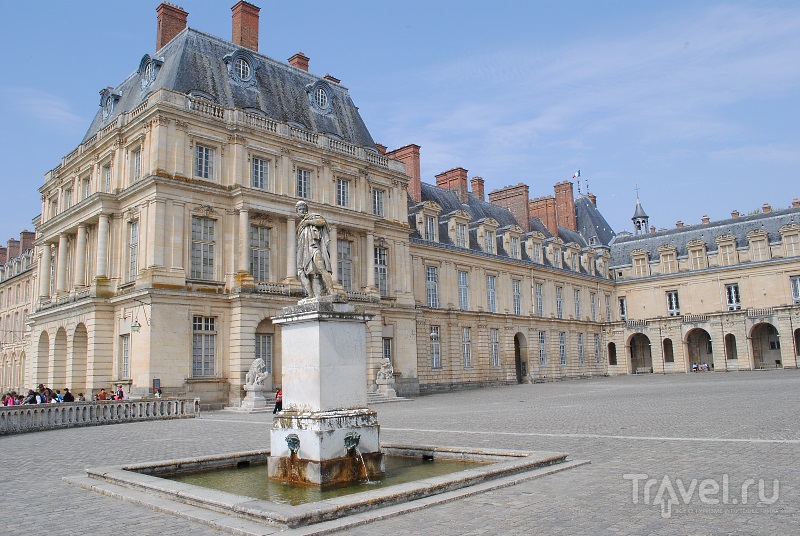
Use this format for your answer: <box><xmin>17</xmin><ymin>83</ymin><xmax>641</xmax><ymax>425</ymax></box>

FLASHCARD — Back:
<box><xmin>662</xmin><ymin>338</ymin><xmax>675</xmax><ymax>363</ymax></box>
<box><xmin>254</xmin><ymin>317</ymin><xmax>277</xmax><ymax>388</ymax></box>
<box><xmin>750</xmin><ymin>322</ymin><xmax>782</xmax><ymax>369</ymax></box>
<box><xmin>627</xmin><ymin>333</ymin><xmax>652</xmax><ymax>373</ymax></box>
<box><xmin>513</xmin><ymin>332</ymin><xmax>528</xmax><ymax>383</ymax></box>
<box><xmin>794</xmin><ymin>328</ymin><xmax>800</xmax><ymax>359</ymax></box>
<box><xmin>51</xmin><ymin>327</ymin><xmax>68</xmax><ymax>388</ymax></box>
<box><xmin>608</xmin><ymin>342</ymin><xmax>618</xmax><ymax>366</ymax></box>
<box><xmin>724</xmin><ymin>333</ymin><xmax>738</xmax><ymax>362</ymax></box>
<box><xmin>685</xmin><ymin>328</ymin><xmax>713</xmax><ymax>371</ymax></box>
<box><xmin>70</xmin><ymin>323</ymin><xmax>88</xmax><ymax>392</ymax></box>
<box><xmin>37</xmin><ymin>331</ymin><xmax>50</xmax><ymax>387</ymax></box>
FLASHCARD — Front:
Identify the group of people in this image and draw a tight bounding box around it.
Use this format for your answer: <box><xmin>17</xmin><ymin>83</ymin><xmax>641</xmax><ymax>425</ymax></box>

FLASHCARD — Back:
<box><xmin>1</xmin><ymin>384</ymin><xmax>127</xmax><ymax>405</ymax></box>
<box><xmin>692</xmin><ymin>363</ymin><xmax>712</xmax><ymax>372</ymax></box>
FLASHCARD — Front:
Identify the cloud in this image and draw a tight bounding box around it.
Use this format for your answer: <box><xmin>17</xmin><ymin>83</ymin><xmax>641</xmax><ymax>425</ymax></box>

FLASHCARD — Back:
<box><xmin>0</xmin><ymin>87</ymin><xmax>88</xmax><ymax>132</ymax></box>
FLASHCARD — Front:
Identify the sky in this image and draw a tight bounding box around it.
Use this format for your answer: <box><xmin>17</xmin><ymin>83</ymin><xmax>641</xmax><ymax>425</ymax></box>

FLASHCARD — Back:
<box><xmin>1</xmin><ymin>0</ymin><xmax>799</xmax><ymax>244</ymax></box>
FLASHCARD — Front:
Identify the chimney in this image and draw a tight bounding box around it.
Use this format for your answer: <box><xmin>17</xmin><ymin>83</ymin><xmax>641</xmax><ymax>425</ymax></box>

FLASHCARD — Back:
<box><xmin>0</xmin><ymin>246</ymin><xmax>6</xmax><ymax>265</ymax></box>
<box><xmin>19</xmin><ymin>230</ymin><xmax>35</xmax><ymax>253</ymax></box>
<box><xmin>701</xmin><ymin>215</ymin><xmax>710</xmax><ymax>224</ymax></box>
<box><xmin>676</xmin><ymin>220</ymin><xmax>684</xmax><ymax>228</ymax></box>
<box><xmin>231</xmin><ymin>1</ymin><xmax>260</xmax><ymax>51</ymax></box>
<box><xmin>436</xmin><ymin>168</ymin><xmax>469</xmax><ymax>205</ymax></box>
<box><xmin>762</xmin><ymin>203</ymin><xmax>772</xmax><ymax>214</ymax></box>
<box><xmin>488</xmin><ymin>183</ymin><xmax>531</xmax><ymax>232</ymax></box>
<box><xmin>471</xmin><ymin>176</ymin><xmax>485</xmax><ymax>201</ymax></box>
<box><xmin>530</xmin><ymin>196</ymin><xmax>557</xmax><ymax>236</ymax></box>
<box><xmin>6</xmin><ymin>238</ymin><xmax>20</xmax><ymax>260</ymax></box>
<box><xmin>156</xmin><ymin>3</ymin><xmax>188</xmax><ymax>51</ymax></box>
<box><xmin>374</xmin><ymin>143</ymin><xmax>387</xmax><ymax>155</ymax></box>
<box><xmin>554</xmin><ymin>180</ymin><xmax>576</xmax><ymax>231</ymax></box>
<box><xmin>650</xmin><ymin>226</ymin><xmax>656</xmax><ymax>234</ymax></box>
<box><xmin>323</xmin><ymin>74</ymin><xmax>341</xmax><ymax>84</ymax></box>
<box><xmin>587</xmin><ymin>192</ymin><xmax>597</xmax><ymax>206</ymax></box>
<box><xmin>792</xmin><ymin>198</ymin><xmax>800</xmax><ymax>208</ymax></box>
<box><xmin>289</xmin><ymin>52</ymin><xmax>309</xmax><ymax>72</ymax></box>
<box><xmin>731</xmin><ymin>209</ymin><xmax>739</xmax><ymax>218</ymax></box>
<box><xmin>386</xmin><ymin>144</ymin><xmax>422</xmax><ymax>203</ymax></box>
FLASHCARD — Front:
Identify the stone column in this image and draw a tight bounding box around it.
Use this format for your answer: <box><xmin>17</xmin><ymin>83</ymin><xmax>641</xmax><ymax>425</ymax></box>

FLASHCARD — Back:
<box><xmin>56</xmin><ymin>233</ymin><xmax>69</xmax><ymax>295</ymax></box>
<box><xmin>74</xmin><ymin>224</ymin><xmax>87</xmax><ymax>287</ymax></box>
<box><xmin>285</xmin><ymin>215</ymin><xmax>296</xmax><ymax>281</ymax></box>
<box><xmin>39</xmin><ymin>244</ymin><xmax>52</xmax><ymax>298</ymax></box>
<box><xmin>239</xmin><ymin>209</ymin><xmax>250</xmax><ymax>272</ymax></box>
<box><xmin>96</xmin><ymin>214</ymin><xmax>110</xmax><ymax>278</ymax></box>
<box><xmin>366</xmin><ymin>232</ymin><xmax>375</xmax><ymax>289</ymax></box>
<box><xmin>329</xmin><ymin>225</ymin><xmax>338</xmax><ymax>282</ymax></box>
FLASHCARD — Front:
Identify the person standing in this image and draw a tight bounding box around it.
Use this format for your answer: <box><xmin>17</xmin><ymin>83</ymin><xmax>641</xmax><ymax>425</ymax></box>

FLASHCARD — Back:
<box><xmin>273</xmin><ymin>388</ymin><xmax>283</xmax><ymax>414</ymax></box>
<box><xmin>62</xmin><ymin>388</ymin><xmax>75</xmax><ymax>402</ymax></box>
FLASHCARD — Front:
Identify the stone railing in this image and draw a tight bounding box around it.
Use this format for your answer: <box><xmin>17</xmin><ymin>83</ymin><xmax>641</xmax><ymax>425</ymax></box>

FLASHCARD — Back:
<box><xmin>747</xmin><ymin>307</ymin><xmax>774</xmax><ymax>318</ymax></box>
<box><xmin>290</xmin><ymin>126</ymin><xmax>319</xmax><ymax>145</ymax></box>
<box><xmin>36</xmin><ymin>287</ymin><xmax>94</xmax><ymax>312</ymax></box>
<box><xmin>329</xmin><ymin>138</ymin><xmax>357</xmax><ymax>157</ymax></box>
<box><xmin>242</xmin><ymin>111</ymin><xmax>278</xmax><ymax>133</ymax></box>
<box><xmin>0</xmin><ymin>398</ymin><xmax>200</xmax><ymax>436</ymax></box>
<box><xmin>187</xmin><ymin>97</ymin><xmax>224</xmax><ymax>119</ymax></box>
<box><xmin>682</xmin><ymin>314</ymin><xmax>708</xmax><ymax>323</ymax></box>
<box><xmin>625</xmin><ymin>319</ymin><xmax>648</xmax><ymax>328</ymax></box>
<box><xmin>346</xmin><ymin>290</ymin><xmax>380</xmax><ymax>303</ymax></box>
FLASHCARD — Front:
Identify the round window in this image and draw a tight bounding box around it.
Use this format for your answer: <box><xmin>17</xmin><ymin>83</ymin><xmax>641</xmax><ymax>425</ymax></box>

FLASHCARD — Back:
<box><xmin>235</xmin><ymin>57</ymin><xmax>251</xmax><ymax>80</ymax></box>
<box><xmin>144</xmin><ymin>62</ymin><xmax>156</xmax><ymax>83</ymax></box>
<box><xmin>315</xmin><ymin>87</ymin><xmax>328</xmax><ymax>109</ymax></box>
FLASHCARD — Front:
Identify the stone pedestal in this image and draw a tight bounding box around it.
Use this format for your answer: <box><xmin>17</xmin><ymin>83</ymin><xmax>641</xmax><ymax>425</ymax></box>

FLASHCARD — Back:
<box><xmin>240</xmin><ymin>384</ymin><xmax>269</xmax><ymax>411</ymax></box>
<box><xmin>376</xmin><ymin>377</ymin><xmax>397</xmax><ymax>398</ymax></box>
<box><xmin>268</xmin><ymin>300</ymin><xmax>384</xmax><ymax>487</ymax></box>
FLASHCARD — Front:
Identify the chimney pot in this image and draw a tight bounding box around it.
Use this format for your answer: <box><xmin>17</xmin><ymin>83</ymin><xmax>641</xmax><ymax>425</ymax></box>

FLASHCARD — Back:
<box><xmin>374</xmin><ymin>143</ymin><xmax>387</xmax><ymax>155</ymax></box>
<box><xmin>701</xmin><ymin>215</ymin><xmax>710</xmax><ymax>224</ymax></box>
<box><xmin>156</xmin><ymin>2</ymin><xmax>188</xmax><ymax>51</ymax></box>
<box><xmin>762</xmin><ymin>203</ymin><xmax>772</xmax><ymax>213</ymax></box>
<box><xmin>231</xmin><ymin>1</ymin><xmax>260</xmax><ymax>51</ymax></box>
<box><xmin>676</xmin><ymin>220</ymin><xmax>684</xmax><ymax>228</ymax></box>
<box><xmin>471</xmin><ymin>176</ymin><xmax>485</xmax><ymax>201</ymax></box>
<box><xmin>386</xmin><ymin>144</ymin><xmax>421</xmax><ymax>203</ymax></box>
<box><xmin>650</xmin><ymin>226</ymin><xmax>656</xmax><ymax>233</ymax></box>
<box><xmin>323</xmin><ymin>74</ymin><xmax>341</xmax><ymax>84</ymax></box>
<box><xmin>587</xmin><ymin>192</ymin><xmax>597</xmax><ymax>206</ymax></box>
<box><xmin>731</xmin><ymin>209</ymin><xmax>739</xmax><ymax>218</ymax></box>
<box><xmin>289</xmin><ymin>52</ymin><xmax>310</xmax><ymax>72</ymax></box>
<box><xmin>792</xmin><ymin>197</ymin><xmax>800</xmax><ymax>208</ymax></box>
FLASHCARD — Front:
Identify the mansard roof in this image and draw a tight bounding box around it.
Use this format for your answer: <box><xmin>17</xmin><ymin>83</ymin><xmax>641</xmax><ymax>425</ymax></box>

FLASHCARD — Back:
<box><xmin>575</xmin><ymin>195</ymin><xmax>616</xmax><ymax>247</ymax></box>
<box><xmin>82</xmin><ymin>28</ymin><xmax>376</xmax><ymax>148</ymax></box>
<box><xmin>610</xmin><ymin>205</ymin><xmax>800</xmax><ymax>267</ymax></box>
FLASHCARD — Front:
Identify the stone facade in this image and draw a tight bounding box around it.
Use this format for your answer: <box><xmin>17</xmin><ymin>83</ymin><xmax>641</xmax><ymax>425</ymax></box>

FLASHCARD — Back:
<box><xmin>0</xmin><ymin>231</ymin><xmax>35</xmax><ymax>392</ymax></box>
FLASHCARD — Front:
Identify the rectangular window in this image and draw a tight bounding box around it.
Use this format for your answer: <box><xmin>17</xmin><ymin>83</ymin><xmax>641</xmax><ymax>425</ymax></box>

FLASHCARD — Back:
<box><xmin>458</xmin><ymin>270</ymin><xmax>469</xmax><ymax>311</ymax></box>
<box><xmin>249</xmin><ymin>225</ymin><xmax>270</xmax><ymax>282</ymax></box>
<box><xmin>192</xmin><ymin>316</ymin><xmax>216</xmax><ymax>376</ymax></box>
<box><xmin>751</xmin><ymin>240</ymin><xmax>768</xmax><ymax>262</ymax></box>
<box><xmin>559</xmin><ymin>332</ymin><xmax>566</xmax><ymax>365</ymax></box>
<box><xmin>590</xmin><ymin>292</ymin><xmax>597</xmax><ymax>321</ymax></box>
<box><xmin>553</xmin><ymin>249</ymin><xmax>562</xmax><ymax>268</ymax></box>
<box><xmin>725</xmin><ymin>284</ymin><xmax>741</xmax><ymax>310</ymax></box>
<box><xmin>619</xmin><ymin>296</ymin><xmax>627</xmax><ymax>320</ymax></box>
<box><xmin>383</xmin><ymin>338</ymin><xmax>393</xmax><ymax>362</ymax></box>
<box><xmin>717</xmin><ymin>245</ymin><xmax>734</xmax><ymax>267</ymax></box>
<box><xmin>424</xmin><ymin>215</ymin><xmax>436</xmax><ymax>241</ymax></box>
<box><xmin>337</xmin><ymin>240</ymin><xmax>353</xmax><ymax>291</ymax></box>
<box><xmin>535</xmin><ymin>283</ymin><xmax>544</xmax><ymax>316</ymax></box>
<box><xmin>605</xmin><ymin>294</ymin><xmax>612</xmax><ymax>321</ymax></box>
<box><xmin>255</xmin><ymin>334</ymin><xmax>273</xmax><ymax>374</ymax></box>
<box><xmin>296</xmin><ymin>168</ymin><xmax>311</xmax><ymax>198</ymax></box>
<box><xmin>484</xmin><ymin>231</ymin><xmax>495</xmax><ymax>254</ymax></box>
<box><xmin>83</xmin><ymin>178</ymin><xmax>91</xmax><ymax>199</ymax></box>
<box><xmin>456</xmin><ymin>223</ymin><xmax>467</xmax><ymax>248</ymax></box>
<box><xmin>191</xmin><ymin>216</ymin><xmax>215</xmax><ymax>280</ymax></box>
<box><xmin>121</xmin><ymin>334</ymin><xmax>130</xmax><ymax>379</ymax></box>
<box><xmin>666</xmin><ymin>290</ymin><xmax>680</xmax><ymax>316</ymax></box>
<box><xmin>430</xmin><ymin>325</ymin><xmax>441</xmax><ymax>369</ymax></box>
<box><xmin>462</xmin><ymin>327</ymin><xmax>472</xmax><ymax>368</ymax></box>
<box><xmin>633</xmin><ymin>256</ymin><xmax>647</xmax><ymax>277</ymax></box>
<box><xmin>578</xmin><ymin>333</ymin><xmax>585</xmax><ymax>365</ymax></box>
<box><xmin>512</xmin><ymin>279</ymin><xmax>521</xmax><ymax>315</ymax></box>
<box><xmin>103</xmin><ymin>165</ymin><xmax>111</xmax><ymax>193</ymax></box>
<box><xmin>594</xmin><ymin>333</ymin><xmax>601</xmax><ymax>364</ymax></box>
<box><xmin>487</xmin><ymin>275</ymin><xmax>497</xmax><ymax>313</ymax></box>
<box><xmin>128</xmin><ymin>220</ymin><xmax>139</xmax><ymax>283</ymax></box>
<box><xmin>372</xmin><ymin>189</ymin><xmax>385</xmax><ymax>217</ymax></box>
<box><xmin>574</xmin><ymin>288</ymin><xmax>581</xmax><ymax>319</ymax></box>
<box><xmin>63</xmin><ymin>189</ymin><xmax>72</xmax><ymax>210</ymax></box>
<box><xmin>556</xmin><ymin>286</ymin><xmax>563</xmax><ymax>319</ymax></box>
<box><xmin>375</xmin><ymin>247</ymin><xmax>388</xmax><ymax>297</ymax></box>
<box><xmin>426</xmin><ymin>266</ymin><xmax>439</xmax><ymax>308</ymax></box>
<box><xmin>490</xmin><ymin>328</ymin><xmax>500</xmax><ymax>367</ymax></box>
<box><xmin>785</xmin><ymin>234</ymin><xmax>800</xmax><ymax>257</ymax></box>
<box><xmin>510</xmin><ymin>236</ymin><xmax>520</xmax><ymax>259</ymax></box>
<box><xmin>539</xmin><ymin>331</ymin><xmax>547</xmax><ymax>365</ymax></box>
<box><xmin>336</xmin><ymin>178</ymin><xmax>350</xmax><ymax>207</ymax></box>
<box><xmin>690</xmin><ymin>248</ymin><xmax>705</xmax><ymax>270</ymax></box>
<box><xmin>661</xmin><ymin>252</ymin><xmax>677</xmax><ymax>273</ymax></box>
<box><xmin>195</xmin><ymin>145</ymin><xmax>214</xmax><ymax>180</ymax></box>
<box><xmin>252</xmin><ymin>157</ymin><xmax>269</xmax><ymax>189</ymax></box>
<box><xmin>533</xmin><ymin>243</ymin><xmax>542</xmax><ymax>264</ymax></box>
<box><xmin>791</xmin><ymin>276</ymin><xmax>800</xmax><ymax>305</ymax></box>
<box><xmin>133</xmin><ymin>148</ymin><xmax>142</xmax><ymax>182</ymax></box>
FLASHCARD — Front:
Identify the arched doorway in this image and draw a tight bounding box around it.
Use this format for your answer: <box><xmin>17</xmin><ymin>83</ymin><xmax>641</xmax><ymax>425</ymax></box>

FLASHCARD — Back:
<box><xmin>794</xmin><ymin>328</ymin><xmax>800</xmax><ymax>363</ymax></box>
<box><xmin>254</xmin><ymin>318</ymin><xmax>276</xmax><ymax>388</ymax></box>
<box><xmin>608</xmin><ymin>342</ymin><xmax>618</xmax><ymax>365</ymax></box>
<box><xmin>725</xmin><ymin>333</ymin><xmax>738</xmax><ymax>362</ymax></box>
<box><xmin>629</xmin><ymin>333</ymin><xmax>652</xmax><ymax>373</ymax></box>
<box><xmin>751</xmin><ymin>323</ymin><xmax>782</xmax><ymax>369</ymax></box>
<box><xmin>71</xmin><ymin>324</ymin><xmax>88</xmax><ymax>392</ymax></box>
<box><xmin>685</xmin><ymin>328</ymin><xmax>713</xmax><ymax>371</ymax></box>
<box><xmin>514</xmin><ymin>332</ymin><xmax>527</xmax><ymax>383</ymax></box>
<box><xmin>37</xmin><ymin>331</ymin><xmax>50</xmax><ymax>387</ymax></box>
<box><xmin>663</xmin><ymin>338</ymin><xmax>675</xmax><ymax>363</ymax></box>
<box><xmin>52</xmin><ymin>328</ymin><xmax>67</xmax><ymax>388</ymax></box>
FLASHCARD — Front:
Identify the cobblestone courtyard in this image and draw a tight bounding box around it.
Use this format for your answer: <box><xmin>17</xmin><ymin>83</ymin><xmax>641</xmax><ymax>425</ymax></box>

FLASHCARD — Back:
<box><xmin>2</xmin><ymin>371</ymin><xmax>798</xmax><ymax>535</ymax></box>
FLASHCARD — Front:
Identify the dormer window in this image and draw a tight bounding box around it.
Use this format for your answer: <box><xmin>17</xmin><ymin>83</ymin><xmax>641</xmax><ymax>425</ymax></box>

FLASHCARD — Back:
<box><xmin>415</xmin><ymin>201</ymin><xmax>442</xmax><ymax>243</ymax></box>
<box><xmin>138</xmin><ymin>54</ymin><xmax>163</xmax><ymax>89</ymax></box>
<box><xmin>235</xmin><ymin>57</ymin><xmax>252</xmax><ymax>80</ymax></box>
<box><xmin>100</xmin><ymin>89</ymin><xmax>121</xmax><ymax>121</ymax></box>
<box><xmin>306</xmin><ymin>81</ymin><xmax>333</xmax><ymax>113</ymax></box>
<box><xmin>315</xmin><ymin>87</ymin><xmax>328</xmax><ymax>109</ymax></box>
<box><xmin>224</xmin><ymin>50</ymin><xmax>257</xmax><ymax>84</ymax></box>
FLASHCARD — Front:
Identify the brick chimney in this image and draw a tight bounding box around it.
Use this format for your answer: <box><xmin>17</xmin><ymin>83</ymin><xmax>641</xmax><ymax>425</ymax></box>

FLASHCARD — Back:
<box><xmin>289</xmin><ymin>52</ymin><xmax>309</xmax><ymax>72</ymax></box>
<box><xmin>386</xmin><ymin>144</ymin><xmax>421</xmax><ymax>203</ymax></box>
<box><xmin>156</xmin><ymin>2</ymin><xmax>188</xmax><ymax>51</ymax></box>
<box><xmin>231</xmin><ymin>1</ymin><xmax>260</xmax><ymax>51</ymax></box>
<box><xmin>530</xmin><ymin>196</ymin><xmax>557</xmax><ymax>236</ymax></box>
<box><xmin>762</xmin><ymin>203</ymin><xmax>772</xmax><ymax>214</ymax></box>
<box><xmin>436</xmin><ymin>168</ymin><xmax>469</xmax><ymax>205</ymax></box>
<box><xmin>323</xmin><ymin>74</ymin><xmax>341</xmax><ymax>84</ymax></box>
<box><xmin>489</xmin><ymin>183</ymin><xmax>531</xmax><ymax>232</ymax></box>
<box><xmin>792</xmin><ymin>198</ymin><xmax>800</xmax><ymax>208</ymax></box>
<box><xmin>0</xmin><ymin>246</ymin><xmax>7</xmax><ymax>265</ymax></box>
<box><xmin>374</xmin><ymin>143</ymin><xmax>387</xmax><ymax>155</ymax></box>
<box><xmin>554</xmin><ymin>180</ymin><xmax>576</xmax><ymax>231</ymax></box>
<box><xmin>650</xmin><ymin>226</ymin><xmax>656</xmax><ymax>234</ymax></box>
<box><xmin>731</xmin><ymin>209</ymin><xmax>739</xmax><ymax>218</ymax></box>
<box><xmin>587</xmin><ymin>192</ymin><xmax>597</xmax><ymax>207</ymax></box>
<box><xmin>471</xmin><ymin>176</ymin><xmax>485</xmax><ymax>201</ymax></box>
<box><xmin>701</xmin><ymin>215</ymin><xmax>710</xmax><ymax>224</ymax></box>
<box><xmin>19</xmin><ymin>230</ymin><xmax>35</xmax><ymax>253</ymax></box>
<box><xmin>676</xmin><ymin>220</ymin><xmax>684</xmax><ymax>228</ymax></box>
<box><xmin>6</xmin><ymin>238</ymin><xmax>20</xmax><ymax>260</ymax></box>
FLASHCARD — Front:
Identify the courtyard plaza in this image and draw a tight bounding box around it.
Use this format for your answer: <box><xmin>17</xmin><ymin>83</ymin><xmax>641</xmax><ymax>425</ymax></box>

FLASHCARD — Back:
<box><xmin>2</xmin><ymin>372</ymin><xmax>798</xmax><ymax>535</ymax></box>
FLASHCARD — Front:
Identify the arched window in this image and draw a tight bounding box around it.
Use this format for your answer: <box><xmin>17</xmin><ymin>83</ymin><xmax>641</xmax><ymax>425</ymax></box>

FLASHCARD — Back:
<box><xmin>608</xmin><ymin>342</ymin><xmax>617</xmax><ymax>366</ymax></box>
<box><xmin>663</xmin><ymin>338</ymin><xmax>674</xmax><ymax>363</ymax></box>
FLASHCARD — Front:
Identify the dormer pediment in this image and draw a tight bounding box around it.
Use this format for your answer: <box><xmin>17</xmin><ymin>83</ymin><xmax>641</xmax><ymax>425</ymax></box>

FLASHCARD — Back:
<box><xmin>687</xmin><ymin>238</ymin><xmax>706</xmax><ymax>249</ymax></box>
<box><xmin>780</xmin><ymin>223</ymin><xmax>800</xmax><ymax>234</ymax></box>
<box><xmin>657</xmin><ymin>243</ymin><xmax>678</xmax><ymax>253</ymax></box>
<box><xmin>631</xmin><ymin>248</ymin><xmax>649</xmax><ymax>258</ymax></box>
<box><xmin>526</xmin><ymin>231</ymin><xmax>546</xmax><ymax>241</ymax></box>
<box><xmin>419</xmin><ymin>201</ymin><xmax>442</xmax><ymax>214</ymax></box>
<box><xmin>715</xmin><ymin>234</ymin><xmax>736</xmax><ymax>244</ymax></box>
<box><xmin>746</xmin><ymin>229</ymin><xmax>768</xmax><ymax>240</ymax></box>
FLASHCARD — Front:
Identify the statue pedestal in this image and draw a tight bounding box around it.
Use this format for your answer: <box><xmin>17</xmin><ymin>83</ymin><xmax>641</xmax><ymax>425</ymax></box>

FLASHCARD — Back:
<box><xmin>240</xmin><ymin>384</ymin><xmax>269</xmax><ymax>411</ymax></box>
<box><xmin>268</xmin><ymin>300</ymin><xmax>384</xmax><ymax>487</ymax></box>
<box><xmin>375</xmin><ymin>377</ymin><xmax>397</xmax><ymax>398</ymax></box>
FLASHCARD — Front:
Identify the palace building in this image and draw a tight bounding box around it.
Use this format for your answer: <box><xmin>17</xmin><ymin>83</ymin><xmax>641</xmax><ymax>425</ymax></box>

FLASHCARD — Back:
<box><xmin>1</xmin><ymin>2</ymin><xmax>798</xmax><ymax>406</ymax></box>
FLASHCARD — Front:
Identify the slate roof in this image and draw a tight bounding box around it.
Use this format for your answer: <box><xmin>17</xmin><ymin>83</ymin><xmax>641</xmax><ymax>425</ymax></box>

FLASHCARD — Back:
<box><xmin>82</xmin><ymin>28</ymin><xmax>375</xmax><ymax>148</ymax></box>
<box><xmin>610</xmin><ymin>205</ymin><xmax>800</xmax><ymax>267</ymax></box>
<box><xmin>575</xmin><ymin>195</ymin><xmax>617</xmax><ymax>247</ymax></box>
